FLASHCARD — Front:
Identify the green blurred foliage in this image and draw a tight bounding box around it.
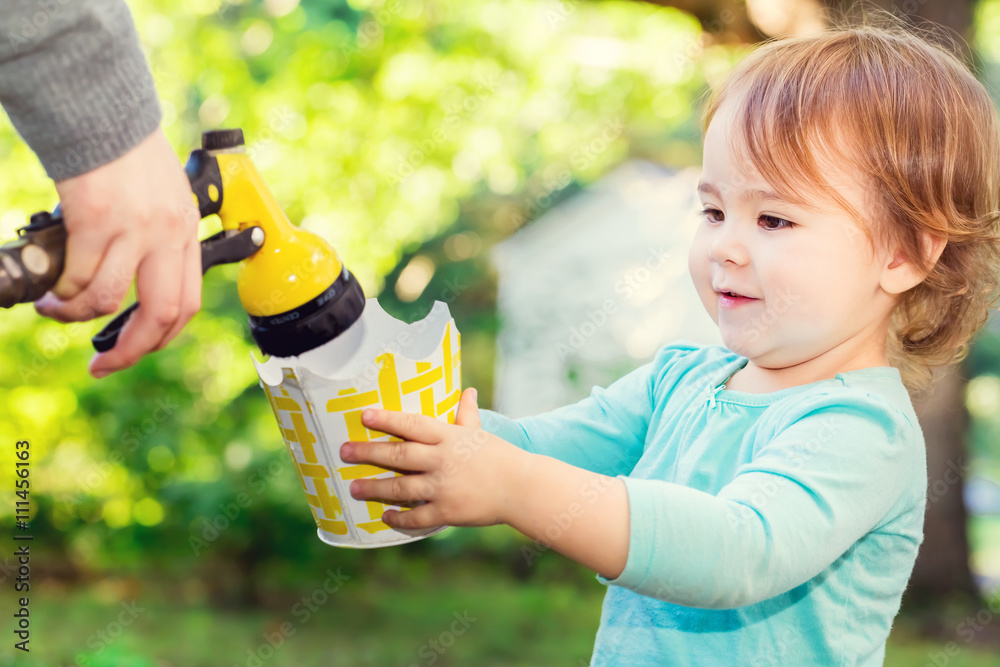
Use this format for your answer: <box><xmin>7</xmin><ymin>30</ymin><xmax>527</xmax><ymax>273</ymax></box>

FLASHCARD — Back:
<box><xmin>0</xmin><ymin>0</ymin><xmax>724</xmax><ymax>578</ymax></box>
<box><xmin>968</xmin><ymin>328</ymin><xmax>1000</xmax><ymax>467</ymax></box>
<box><xmin>1</xmin><ymin>4</ymin><xmax>999</xmax><ymax>663</ymax></box>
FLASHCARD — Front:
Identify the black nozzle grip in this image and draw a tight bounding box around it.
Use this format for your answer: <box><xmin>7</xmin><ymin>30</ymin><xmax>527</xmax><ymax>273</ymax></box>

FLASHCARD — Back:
<box><xmin>91</xmin><ymin>303</ymin><xmax>139</xmax><ymax>353</ymax></box>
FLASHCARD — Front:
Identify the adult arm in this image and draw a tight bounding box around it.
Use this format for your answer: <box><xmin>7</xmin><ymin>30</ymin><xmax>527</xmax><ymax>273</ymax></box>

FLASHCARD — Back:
<box><xmin>0</xmin><ymin>0</ymin><xmax>161</xmax><ymax>179</ymax></box>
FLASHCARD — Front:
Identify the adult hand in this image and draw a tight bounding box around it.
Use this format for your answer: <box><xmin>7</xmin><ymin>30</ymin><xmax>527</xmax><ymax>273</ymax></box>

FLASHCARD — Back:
<box><xmin>33</xmin><ymin>126</ymin><xmax>201</xmax><ymax>378</ymax></box>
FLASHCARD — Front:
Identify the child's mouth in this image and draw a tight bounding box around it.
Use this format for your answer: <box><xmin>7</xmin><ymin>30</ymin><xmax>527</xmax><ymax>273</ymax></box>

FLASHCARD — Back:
<box><xmin>717</xmin><ymin>291</ymin><xmax>759</xmax><ymax>308</ymax></box>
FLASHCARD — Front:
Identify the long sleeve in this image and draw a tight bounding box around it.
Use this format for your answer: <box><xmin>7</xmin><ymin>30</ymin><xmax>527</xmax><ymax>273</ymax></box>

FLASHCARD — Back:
<box><xmin>479</xmin><ymin>342</ymin><xmax>702</xmax><ymax>477</ymax></box>
<box><xmin>596</xmin><ymin>387</ymin><xmax>925</xmax><ymax>609</ymax></box>
<box><xmin>0</xmin><ymin>0</ymin><xmax>161</xmax><ymax>180</ymax></box>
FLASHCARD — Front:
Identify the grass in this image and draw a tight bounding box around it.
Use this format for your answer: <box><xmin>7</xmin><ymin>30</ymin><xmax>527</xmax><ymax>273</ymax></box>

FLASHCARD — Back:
<box><xmin>2</xmin><ymin>556</ymin><xmax>999</xmax><ymax>667</ymax></box>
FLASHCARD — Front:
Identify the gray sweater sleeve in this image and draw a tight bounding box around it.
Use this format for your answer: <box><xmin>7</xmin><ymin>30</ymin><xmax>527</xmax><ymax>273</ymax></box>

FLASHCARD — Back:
<box><xmin>0</xmin><ymin>0</ymin><xmax>162</xmax><ymax>180</ymax></box>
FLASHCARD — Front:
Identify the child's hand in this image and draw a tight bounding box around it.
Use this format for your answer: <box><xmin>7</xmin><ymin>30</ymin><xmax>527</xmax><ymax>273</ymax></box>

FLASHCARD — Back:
<box><xmin>340</xmin><ymin>388</ymin><xmax>531</xmax><ymax>530</ymax></box>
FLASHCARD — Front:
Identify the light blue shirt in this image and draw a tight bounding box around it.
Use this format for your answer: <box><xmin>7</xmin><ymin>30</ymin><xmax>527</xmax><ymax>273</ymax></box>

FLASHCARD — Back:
<box><xmin>480</xmin><ymin>341</ymin><xmax>926</xmax><ymax>666</ymax></box>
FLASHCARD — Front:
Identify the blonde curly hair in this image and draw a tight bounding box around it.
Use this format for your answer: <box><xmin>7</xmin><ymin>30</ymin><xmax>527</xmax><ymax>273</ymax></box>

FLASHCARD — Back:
<box><xmin>698</xmin><ymin>13</ymin><xmax>1000</xmax><ymax>394</ymax></box>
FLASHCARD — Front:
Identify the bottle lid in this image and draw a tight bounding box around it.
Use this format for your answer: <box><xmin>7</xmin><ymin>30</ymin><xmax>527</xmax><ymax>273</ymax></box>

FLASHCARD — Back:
<box><xmin>202</xmin><ymin>129</ymin><xmax>245</xmax><ymax>151</ymax></box>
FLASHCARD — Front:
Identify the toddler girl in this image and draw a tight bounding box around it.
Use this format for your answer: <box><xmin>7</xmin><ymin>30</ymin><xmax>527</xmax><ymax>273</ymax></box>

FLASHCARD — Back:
<box><xmin>345</xmin><ymin>17</ymin><xmax>1000</xmax><ymax>667</ymax></box>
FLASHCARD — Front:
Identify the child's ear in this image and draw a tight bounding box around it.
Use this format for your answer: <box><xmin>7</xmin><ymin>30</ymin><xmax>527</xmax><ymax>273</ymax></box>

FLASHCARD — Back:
<box><xmin>880</xmin><ymin>231</ymin><xmax>947</xmax><ymax>295</ymax></box>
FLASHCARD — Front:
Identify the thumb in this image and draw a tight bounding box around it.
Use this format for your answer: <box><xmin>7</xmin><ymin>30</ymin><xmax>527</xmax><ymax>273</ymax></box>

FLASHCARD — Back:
<box><xmin>455</xmin><ymin>387</ymin><xmax>481</xmax><ymax>428</ymax></box>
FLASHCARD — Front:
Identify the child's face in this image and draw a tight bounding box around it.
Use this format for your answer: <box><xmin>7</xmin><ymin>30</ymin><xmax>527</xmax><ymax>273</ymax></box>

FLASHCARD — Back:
<box><xmin>687</xmin><ymin>97</ymin><xmax>898</xmax><ymax>369</ymax></box>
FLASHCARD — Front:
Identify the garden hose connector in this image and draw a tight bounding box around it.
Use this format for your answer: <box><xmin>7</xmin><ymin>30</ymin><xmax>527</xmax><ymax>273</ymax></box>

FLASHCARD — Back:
<box><xmin>0</xmin><ymin>210</ymin><xmax>66</xmax><ymax>309</ymax></box>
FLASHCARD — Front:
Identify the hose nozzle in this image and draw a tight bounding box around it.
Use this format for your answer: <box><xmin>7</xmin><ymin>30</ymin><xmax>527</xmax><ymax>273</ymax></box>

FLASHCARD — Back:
<box><xmin>0</xmin><ymin>129</ymin><xmax>364</xmax><ymax>358</ymax></box>
<box><xmin>191</xmin><ymin>130</ymin><xmax>366</xmax><ymax>357</ymax></box>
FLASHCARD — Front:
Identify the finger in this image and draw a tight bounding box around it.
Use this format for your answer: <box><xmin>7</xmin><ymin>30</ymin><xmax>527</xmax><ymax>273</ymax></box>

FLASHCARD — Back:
<box><xmin>153</xmin><ymin>237</ymin><xmax>202</xmax><ymax>351</ymax></box>
<box><xmin>454</xmin><ymin>387</ymin><xmax>481</xmax><ymax>428</ymax></box>
<box><xmin>350</xmin><ymin>473</ymin><xmax>436</xmax><ymax>504</ymax></box>
<box><xmin>382</xmin><ymin>505</ymin><xmax>444</xmax><ymax>531</ymax></box>
<box><xmin>34</xmin><ymin>238</ymin><xmax>137</xmax><ymax>322</ymax></box>
<box><xmin>394</xmin><ymin>500</ymin><xmax>421</xmax><ymax>509</ymax></box>
<box><xmin>50</xmin><ymin>225</ymin><xmax>115</xmax><ymax>302</ymax></box>
<box><xmin>88</xmin><ymin>245</ymin><xmax>184</xmax><ymax>376</ymax></box>
<box><xmin>360</xmin><ymin>408</ymin><xmax>446</xmax><ymax>444</ymax></box>
<box><xmin>341</xmin><ymin>439</ymin><xmax>436</xmax><ymax>473</ymax></box>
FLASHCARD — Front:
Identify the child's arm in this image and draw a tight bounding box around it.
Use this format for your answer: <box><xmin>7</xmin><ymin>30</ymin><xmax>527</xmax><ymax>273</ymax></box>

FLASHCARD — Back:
<box><xmin>343</xmin><ymin>391</ymin><xmax>632</xmax><ymax>578</ymax></box>
<box><xmin>476</xmin><ymin>341</ymin><xmax>702</xmax><ymax>477</ymax></box>
<box><xmin>343</xmin><ymin>385</ymin><xmax>921</xmax><ymax>605</ymax></box>
<box><xmin>591</xmin><ymin>389</ymin><xmax>924</xmax><ymax>608</ymax></box>
<box><xmin>500</xmin><ymin>448</ymin><xmax>631</xmax><ymax>579</ymax></box>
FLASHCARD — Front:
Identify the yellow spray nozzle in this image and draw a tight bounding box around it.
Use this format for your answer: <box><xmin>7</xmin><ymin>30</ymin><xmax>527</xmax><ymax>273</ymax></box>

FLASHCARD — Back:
<box><xmin>210</xmin><ymin>151</ymin><xmax>341</xmax><ymax>317</ymax></box>
<box><xmin>187</xmin><ymin>130</ymin><xmax>366</xmax><ymax>358</ymax></box>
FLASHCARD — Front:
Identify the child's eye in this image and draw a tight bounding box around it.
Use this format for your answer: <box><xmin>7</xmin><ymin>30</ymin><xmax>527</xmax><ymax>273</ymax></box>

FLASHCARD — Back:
<box><xmin>698</xmin><ymin>207</ymin><xmax>724</xmax><ymax>222</ymax></box>
<box><xmin>698</xmin><ymin>208</ymin><xmax>795</xmax><ymax>231</ymax></box>
<box><xmin>759</xmin><ymin>214</ymin><xmax>795</xmax><ymax>230</ymax></box>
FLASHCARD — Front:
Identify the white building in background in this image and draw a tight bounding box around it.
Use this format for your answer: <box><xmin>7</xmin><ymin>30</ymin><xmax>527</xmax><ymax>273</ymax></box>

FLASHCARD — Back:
<box><xmin>490</xmin><ymin>160</ymin><xmax>722</xmax><ymax>418</ymax></box>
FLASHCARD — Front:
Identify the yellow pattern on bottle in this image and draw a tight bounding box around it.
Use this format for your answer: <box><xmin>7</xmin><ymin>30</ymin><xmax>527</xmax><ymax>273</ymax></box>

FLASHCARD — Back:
<box><xmin>443</xmin><ymin>322</ymin><xmax>453</xmax><ymax>394</ymax></box>
<box><xmin>377</xmin><ymin>353</ymin><xmax>402</xmax><ymax>411</ymax></box>
<box><xmin>262</xmin><ymin>382</ymin><xmax>348</xmax><ymax>535</ymax></box>
<box><xmin>263</xmin><ymin>324</ymin><xmax>462</xmax><ymax>539</ymax></box>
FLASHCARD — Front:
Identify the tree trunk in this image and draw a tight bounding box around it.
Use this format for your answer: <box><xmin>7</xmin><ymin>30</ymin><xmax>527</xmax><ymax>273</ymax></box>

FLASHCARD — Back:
<box><xmin>908</xmin><ymin>361</ymin><xmax>980</xmax><ymax>605</ymax></box>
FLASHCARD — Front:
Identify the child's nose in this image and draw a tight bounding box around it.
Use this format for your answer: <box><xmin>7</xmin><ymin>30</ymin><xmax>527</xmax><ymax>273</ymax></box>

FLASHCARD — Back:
<box><xmin>708</xmin><ymin>225</ymin><xmax>751</xmax><ymax>266</ymax></box>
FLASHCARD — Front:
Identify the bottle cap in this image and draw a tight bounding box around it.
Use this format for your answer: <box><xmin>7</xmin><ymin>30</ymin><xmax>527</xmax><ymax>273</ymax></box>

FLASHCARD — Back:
<box><xmin>202</xmin><ymin>129</ymin><xmax>245</xmax><ymax>151</ymax></box>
